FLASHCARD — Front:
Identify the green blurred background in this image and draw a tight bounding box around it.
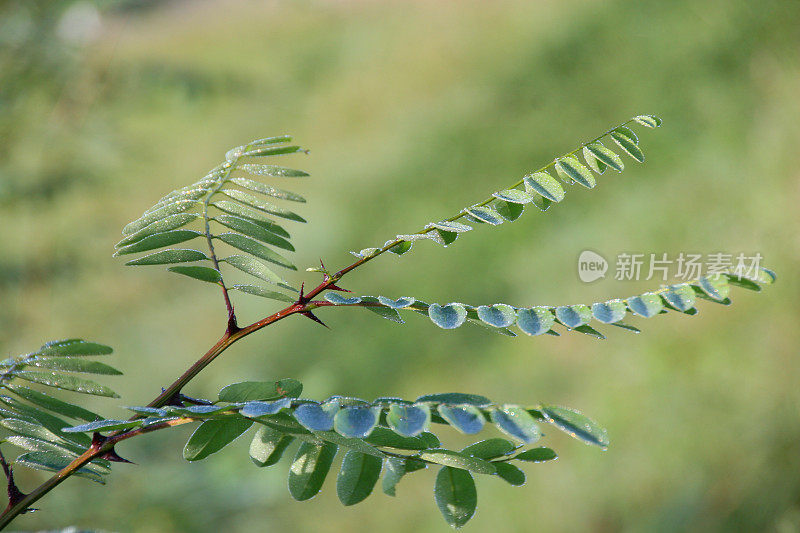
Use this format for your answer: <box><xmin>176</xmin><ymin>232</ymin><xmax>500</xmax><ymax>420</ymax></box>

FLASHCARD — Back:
<box><xmin>1</xmin><ymin>0</ymin><xmax>799</xmax><ymax>531</ymax></box>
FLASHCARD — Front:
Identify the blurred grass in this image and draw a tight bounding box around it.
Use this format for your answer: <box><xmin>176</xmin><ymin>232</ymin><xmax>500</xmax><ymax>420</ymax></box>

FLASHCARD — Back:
<box><xmin>1</xmin><ymin>0</ymin><xmax>799</xmax><ymax>531</ymax></box>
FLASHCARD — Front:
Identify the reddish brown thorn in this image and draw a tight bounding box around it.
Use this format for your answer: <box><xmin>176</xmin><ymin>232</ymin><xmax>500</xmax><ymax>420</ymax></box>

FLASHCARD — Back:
<box><xmin>92</xmin><ymin>431</ymin><xmax>134</xmax><ymax>463</ymax></box>
<box><xmin>91</xmin><ymin>432</ymin><xmax>107</xmax><ymax>450</ymax></box>
<box><xmin>302</xmin><ymin>311</ymin><xmax>328</xmax><ymax>328</ymax></box>
<box><xmin>327</xmin><ymin>284</ymin><xmax>351</xmax><ymax>293</ymax></box>
<box><xmin>1</xmin><ymin>451</ymin><xmax>29</xmax><ymax>513</ymax></box>
<box><xmin>161</xmin><ymin>389</ymin><xmax>185</xmax><ymax>407</ymax></box>
<box><xmin>100</xmin><ymin>448</ymin><xmax>135</xmax><ymax>464</ymax></box>
<box><xmin>297</xmin><ymin>282</ymin><xmax>310</xmax><ymax>304</ymax></box>
<box><xmin>177</xmin><ymin>393</ymin><xmax>213</xmax><ymax>406</ymax></box>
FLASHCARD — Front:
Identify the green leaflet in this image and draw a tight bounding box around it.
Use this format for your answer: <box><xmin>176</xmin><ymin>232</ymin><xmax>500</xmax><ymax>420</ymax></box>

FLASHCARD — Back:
<box><xmin>359</xmin><ymin>296</ymin><xmax>404</xmax><ymax>323</ymax></box>
<box><xmin>220</xmin><ymin>189</ymin><xmax>306</xmax><ymax>223</ymax></box>
<box><xmin>419</xmin><ymin>392</ymin><xmax>492</xmax><ymax>406</ymax></box>
<box><xmin>288</xmin><ymin>441</ymin><xmax>338</xmax><ymax>501</ymax></box>
<box><xmin>216</xmin><ymin>233</ymin><xmax>296</xmax><ymax>270</ymax></box>
<box><xmin>236</xmin><ymin>163</ymin><xmax>309</xmax><ymax>177</ymax></box>
<box><xmin>493</xmin><ymin>200</ymin><xmax>524</xmax><ymax>221</ymax></box>
<box><xmin>386</xmin><ymin>403</ymin><xmax>431</xmax><ymax>437</ymax></box>
<box><xmin>26</xmin><ymin>358</ymin><xmax>122</xmax><ymax>375</ymax></box>
<box><xmin>211</xmin><ymin>201</ymin><xmax>290</xmax><ymax>238</ymax></box>
<box><xmin>419</xmin><ymin>449</ymin><xmax>496</xmax><ymax>474</ymax></box>
<box><xmin>0</xmin><ymin>418</ymin><xmax>80</xmax><ymax>451</ymax></box>
<box><xmin>147</xmin><ymin>185</ymin><xmax>211</xmax><ymax>212</ymax></box>
<box><xmin>465</xmin><ymin>206</ymin><xmax>504</xmax><ymax>225</ymax></box>
<box><xmin>5</xmin><ymin>435</ymin><xmax>80</xmax><ymax>460</ymax></box>
<box><xmin>583</xmin><ymin>145</ymin><xmax>608</xmax><ymax>174</ymax></box>
<box><xmin>365</xmin><ymin>427</ymin><xmax>435</xmax><ymax>450</ymax></box>
<box><xmin>490</xmin><ymin>406</ymin><xmax>541</xmax><ymax>443</ymax></box>
<box><xmin>460</xmin><ymin>438</ymin><xmax>516</xmax><ymax>460</ymax></box>
<box><xmin>524</xmin><ymin>172</ymin><xmax>565</xmax><ymax>202</ymax></box>
<box><xmin>15</xmin><ymin>451</ymin><xmax>106</xmax><ymax>484</ymax></box>
<box><xmin>334</xmin><ymin>406</ymin><xmax>381</xmax><ymax>438</ymax></box>
<box><xmin>493</xmin><ymin>462</ymin><xmax>526</xmax><ymax>486</ymax></box>
<box><xmin>584</xmin><ymin>142</ymin><xmax>624</xmax><ymax>172</ymax></box>
<box><xmin>387</xmin><ymin>240</ymin><xmax>413</xmax><ymax>255</ymax></box>
<box><xmin>516</xmin><ymin>307</ymin><xmax>555</xmax><ymax>336</ymax></box>
<box><xmin>627</xmin><ymin>293</ymin><xmax>664</xmax><ymax>318</ymax></box>
<box><xmin>183</xmin><ymin>418</ymin><xmax>254</xmax><ymax>461</ymax></box>
<box><xmin>437</xmin><ymin>404</ymin><xmax>486</xmax><ymax>434</ymax></box>
<box><xmin>123</xmin><ymin>228</ymin><xmax>195</xmax><ymax>258</ymax></box>
<box><xmin>214</xmin><ymin>214</ymin><xmax>295</xmax><ymax>251</ymax></box>
<box><xmin>476</xmin><ymin>304</ymin><xmax>516</xmax><ymax>328</ymax></box>
<box><xmin>229</xmin><ymin>176</ymin><xmax>306</xmax><ymax>202</ymax></box>
<box><xmin>14</xmin><ymin>371</ymin><xmax>119</xmax><ymax>398</ymax></box>
<box><xmin>697</xmin><ymin>274</ymin><xmax>731</xmax><ymax>301</ymax></box>
<box><xmin>38</xmin><ymin>339</ymin><xmax>113</xmax><ymax>357</ymax></box>
<box><xmin>336</xmin><ymin>450</ymin><xmax>382</xmax><ymax>506</ymax></box>
<box><xmin>663</xmin><ymin>284</ymin><xmax>697</xmax><ymax>312</ymax></box>
<box><xmin>62</xmin><ymin>419</ymin><xmax>143</xmax><ymax>433</ymax></box>
<box><xmin>219</xmin><ymin>379</ymin><xmax>302</xmax><ymax>402</ymax></box>
<box><xmin>614</xmin><ymin>126</ymin><xmax>639</xmax><ymax>143</ymax></box>
<box><xmin>492</xmin><ymin>189</ymin><xmax>533</xmax><ymax>204</ymax></box>
<box><xmin>0</xmin><ymin>398</ymin><xmax>91</xmax><ymax>448</ymax></box>
<box><xmin>377</xmin><ymin>296</ymin><xmax>415</xmax><ymax>309</ymax></box>
<box><xmin>232</xmin><ymin>284</ymin><xmax>294</xmax><ymax>302</ymax></box>
<box><xmin>249</xmin><ymin>425</ymin><xmax>295</xmax><ymax>467</ymax></box>
<box><xmin>540</xmin><ymin>405</ymin><xmax>609</xmax><ymax>448</ymax></box>
<box><xmin>634</xmin><ymin>114</ymin><xmax>662</xmax><ymax>128</ymax></box>
<box><xmin>555</xmin><ymin>156</ymin><xmax>595</xmax><ymax>188</ymax></box>
<box><xmin>122</xmin><ymin>199</ymin><xmax>202</xmax><ymax>236</ymax></box>
<box><xmin>221</xmin><ymin>255</ymin><xmax>287</xmax><ymax>285</ymax></box>
<box><xmin>428</xmin><ymin>303</ymin><xmax>468</xmax><ymax>329</ymax></box>
<box><xmin>428</xmin><ymin>221</ymin><xmax>473</xmax><ymax>233</ymax></box>
<box><xmin>611</xmin><ymin>129</ymin><xmax>645</xmax><ymax>162</ymax></box>
<box><xmin>382</xmin><ymin>457</ymin><xmax>426</xmax><ymax>496</ymax></box>
<box><xmin>555</xmin><ymin>304</ymin><xmax>593</xmax><ymax>328</ymax></box>
<box><xmin>168</xmin><ymin>266</ymin><xmax>223</xmax><ymax>283</ymax></box>
<box><xmin>116</xmin><ymin>213</ymin><xmax>201</xmax><ymax>247</ymax></box>
<box><xmin>125</xmin><ymin>249</ymin><xmax>208</xmax><ymax>266</ymax></box>
<box><xmin>4</xmin><ymin>385</ymin><xmax>100</xmax><ymax>421</ymax></box>
<box><xmin>226</xmin><ymin>136</ymin><xmax>293</xmax><ymax>160</ymax></box>
<box><xmin>515</xmin><ymin>447</ymin><xmax>558</xmax><ymax>462</ymax></box>
<box><xmin>315</xmin><ymin>431</ymin><xmax>385</xmax><ymax>458</ymax></box>
<box><xmin>591</xmin><ymin>300</ymin><xmax>627</xmax><ymax>324</ymax></box>
<box><xmin>242</xmin><ymin>145</ymin><xmax>305</xmax><ymax>158</ymax></box>
<box><xmin>434</xmin><ymin>467</ymin><xmax>477</xmax><ymax>528</ymax></box>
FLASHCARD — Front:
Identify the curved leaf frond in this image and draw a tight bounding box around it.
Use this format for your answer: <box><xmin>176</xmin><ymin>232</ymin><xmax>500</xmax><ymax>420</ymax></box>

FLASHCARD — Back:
<box><xmin>63</xmin><ymin>379</ymin><xmax>601</xmax><ymax>527</ymax></box>
<box><xmin>115</xmin><ymin>136</ymin><xmax>309</xmax><ymax>301</ymax></box>
<box><xmin>321</xmin><ymin>268</ymin><xmax>775</xmax><ymax>339</ymax></box>
<box><xmin>0</xmin><ymin>340</ymin><xmax>121</xmax><ymax>484</ymax></box>
<box><xmin>350</xmin><ymin>114</ymin><xmax>662</xmax><ymax>258</ymax></box>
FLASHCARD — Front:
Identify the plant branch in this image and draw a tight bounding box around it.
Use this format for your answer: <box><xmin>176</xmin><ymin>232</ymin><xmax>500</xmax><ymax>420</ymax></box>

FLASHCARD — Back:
<box><xmin>1</xmin><ymin>119</ymin><xmax>621</xmax><ymax>525</ymax></box>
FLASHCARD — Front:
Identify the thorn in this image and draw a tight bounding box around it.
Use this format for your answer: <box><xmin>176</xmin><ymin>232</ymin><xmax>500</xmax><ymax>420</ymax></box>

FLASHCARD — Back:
<box><xmin>177</xmin><ymin>393</ymin><xmax>213</xmax><ymax>406</ymax></box>
<box><xmin>1</xmin><ymin>451</ymin><xmax>30</xmax><ymax>513</ymax></box>
<box><xmin>297</xmin><ymin>282</ymin><xmax>313</xmax><ymax>305</ymax></box>
<box><xmin>327</xmin><ymin>284</ymin><xmax>351</xmax><ymax>293</ymax></box>
<box><xmin>302</xmin><ymin>311</ymin><xmax>328</xmax><ymax>328</ymax></box>
<box><xmin>162</xmin><ymin>389</ymin><xmax>185</xmax><ymax>408</ymax></box>
<box><xmin>100</xmin><ymin>448</ymin><xmax>135</xmax><ymax>464</ymax></box>
<box><xmin>91</xmin><ymin>432</ymin><xmax>108</xmax><ymax>450</ymax></box>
